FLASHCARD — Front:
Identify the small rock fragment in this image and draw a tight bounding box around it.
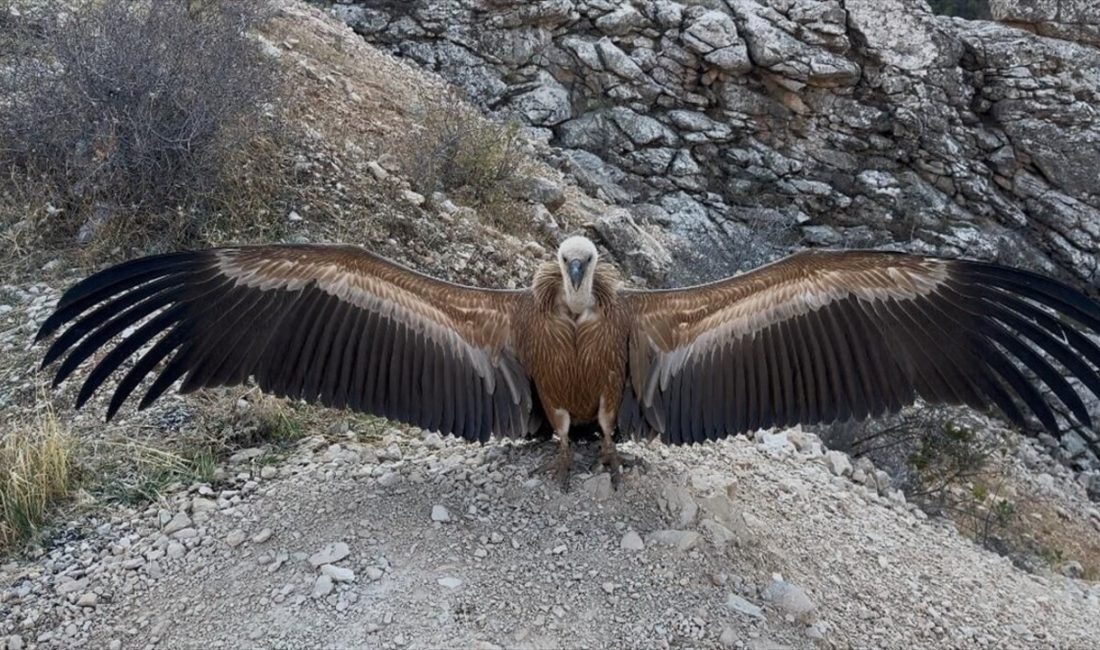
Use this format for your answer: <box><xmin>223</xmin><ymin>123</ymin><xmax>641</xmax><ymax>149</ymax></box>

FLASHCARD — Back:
<box><xmin>162</xmin><ymin>512</ymin><xmax>192</xmax><ymax>535</ymax></box>
<box><xmin>76</xmin><ymin>593</ymin><xmax>98</xmax><ymax>608</ymax></box>
<box><xmin>824</xmin><ymin>450</ymin><xmax>853</xmax><ymax>477</ymax></box>
<box><xmin>312</xmin><ymin>574</ymin><xmax>334</xmax><ymax>598</ymax></box>
<box><xmin>377</xmin><ymin>471</ymin><xmax>402</xmax><ymax>487</ymax></box>
<box><xmin>309</xmin><ymin>542</ymin><xmax>350</xmax><ymax>568</ymax></box>
<box><xmin>620</xmin><ymin>530</ymin><xmax>644</xmax><ymax>551</ymax></box>
<box><xmin>438</xmin><ymin>577</ymin><xmax>463</xmax><ymax>589</ymax></box>
<box><xmin>190</xmin><ymin>497</ymin><xmax>217</xmax><ymax>513</ymax></box>
<box><xmin>431</xmin><ymin>505</ymin><xmax>451</xmax><ymax>522</ymax></box>
<box><xmin>171</xmin><ymin>527</ymin><xmax>198</xmax><ymax>540</ymax></box>
<box><xmin>321</xmin><ymin>564</ymin><xmax>355</xmax><ymax>583</ymax></box>
<box><xmin>646</xmin><ymin>530</ymin><xmax>702</xmax><ymax>551</ymax></box>
<box><xmin>726</xmin><ymin>594</ymin><xmax>763</xmax><ymax>618</ymax></box>
<box><xmin>583</xmin><ymin>474</ymin><xmax>613</xmax><ymax>501</ymax></box>
<box><xmin>763</xmin><ymin>579</ymin><xmax>817</xmax><ymax>623</ymax></box>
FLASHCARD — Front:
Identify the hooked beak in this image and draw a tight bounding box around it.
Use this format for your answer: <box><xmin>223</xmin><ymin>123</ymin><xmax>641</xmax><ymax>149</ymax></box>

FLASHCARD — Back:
<box><xmin>568</xmin><ymin>259</ymin><xmax>586</xmax><ymax>290</ymax></box>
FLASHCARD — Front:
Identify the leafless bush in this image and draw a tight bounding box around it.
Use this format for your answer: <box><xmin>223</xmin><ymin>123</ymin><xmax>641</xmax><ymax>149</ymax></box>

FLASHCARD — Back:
<box><xmin>0</xmin><ymin>0</ymin><xmax>280</xmax><ymax>243</ymax></box>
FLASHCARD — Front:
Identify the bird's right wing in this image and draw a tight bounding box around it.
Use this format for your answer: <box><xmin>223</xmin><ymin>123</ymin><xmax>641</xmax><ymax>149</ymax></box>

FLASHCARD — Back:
<box><xmin>621</xmin><ymin>249</ymin><xmax>1100</xmax><ymax>447</ymax></box>
<box><xmin>36</xmin><ymin>244</ymin><xmax>534</xmax><ymax>441</ymax></box>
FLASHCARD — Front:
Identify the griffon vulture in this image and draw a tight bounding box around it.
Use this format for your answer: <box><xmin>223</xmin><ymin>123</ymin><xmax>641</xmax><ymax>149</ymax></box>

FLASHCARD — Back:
<box><xmin>36</xmin><ymin>236</ymin><xmax>1100</xmax><ymax>487</ymax></box>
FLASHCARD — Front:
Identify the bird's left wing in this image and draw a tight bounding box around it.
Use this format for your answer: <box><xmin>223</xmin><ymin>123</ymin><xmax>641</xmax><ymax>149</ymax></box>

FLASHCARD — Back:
<box><xmin>620</xmin><ymin>249</ymin><xmax>1100</xmax><ymax>449</ymax></box>
<box><xmin>37</xmin><ymin>244</ymin><xmax>533</xmax><ymax>441</ymax></box>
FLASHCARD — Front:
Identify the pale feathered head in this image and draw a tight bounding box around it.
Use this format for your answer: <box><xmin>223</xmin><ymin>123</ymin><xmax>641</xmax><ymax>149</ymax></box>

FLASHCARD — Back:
<box><xmin>557</xmin><ymin>236</ymin><xmax>598</xmax><ymax>291</ymax></box>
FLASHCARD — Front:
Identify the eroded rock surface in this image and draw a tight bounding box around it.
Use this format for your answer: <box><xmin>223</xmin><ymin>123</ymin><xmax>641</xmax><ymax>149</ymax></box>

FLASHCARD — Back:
<box><xmin>325</xmin><ymin>0</ymin><xmax>1100</xmax><ymax>291</ymax></box>
<box><xmin>991</xmin><ymin>0</ymin><xmax>1100</xmax><ymax>46</ymax></box>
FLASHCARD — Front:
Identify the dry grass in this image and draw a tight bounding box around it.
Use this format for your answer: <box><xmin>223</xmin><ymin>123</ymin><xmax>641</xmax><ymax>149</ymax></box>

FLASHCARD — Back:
<box><xmin>83</xmin><ymin>437</ymin><xmax>217</xmax><ymax>506</ymax></box>
<box><xmin>897</xmin><ymin>420</ymin><xmax>1100</xmax><ymax>579</ymax></box>
<box><xmin>829</xmin><ymin>410</ymin><xmax>1100</xmax><ymax>579</ymax></box>
<box><xmin>0</xmin><ymin>405</ymin><xmax>75</xmax><ymax>550</ymax></box>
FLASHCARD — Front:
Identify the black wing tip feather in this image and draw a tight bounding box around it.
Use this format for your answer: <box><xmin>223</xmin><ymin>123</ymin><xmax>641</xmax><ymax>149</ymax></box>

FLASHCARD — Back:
<box><xmin>960</xmin><ymin>261</ymin><xmax>1100</xmax><ymax>330</ymax></box>
<box><xmin>37</xmin><ymin>250</ymin><xmax>210</xmax><ymax>341</ymax></box>
<box><xmin>35</xmin><ymin>250</ymin><xmax>214</xmax><ymax>419</ymax></box>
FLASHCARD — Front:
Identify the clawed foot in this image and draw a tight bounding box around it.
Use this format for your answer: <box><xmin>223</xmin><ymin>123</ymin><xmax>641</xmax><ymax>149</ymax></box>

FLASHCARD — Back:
<box><xmin>532</xmin><ymin>445</ymin><xmax>574</xmax><ymax>492</ymax></box>
<box><xmin>594</xmin><ymin>447</ymin><xmax>623</xmax><ymax>490</ymax></box>
<box><xmin>590</xmin><ymin>445</ymin><xmax>646</xmax><ymax>490</ymax></box>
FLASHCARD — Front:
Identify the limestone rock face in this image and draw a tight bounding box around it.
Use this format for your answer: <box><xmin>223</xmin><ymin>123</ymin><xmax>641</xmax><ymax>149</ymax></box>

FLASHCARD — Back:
<box><xmin>327</xmin><ymin>0</ymin><xmax>1100</xmax><ymax>291</ymax></box>
<box><xmin>991</xmin><ymin>0</ymin><xmax>1100</xmax><ymax>46</ymax></box>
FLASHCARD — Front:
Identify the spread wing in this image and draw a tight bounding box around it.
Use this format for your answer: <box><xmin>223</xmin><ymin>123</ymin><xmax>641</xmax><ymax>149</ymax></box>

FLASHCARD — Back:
<box><xmin>36</xmin><ymin>245</ymin><xmax>534</xmax><ymax>442</ymax></box>
<box><xmin>620</xmin><ymin>249</ymin><xmax>1100</xmax><ymax>450</ymax></box>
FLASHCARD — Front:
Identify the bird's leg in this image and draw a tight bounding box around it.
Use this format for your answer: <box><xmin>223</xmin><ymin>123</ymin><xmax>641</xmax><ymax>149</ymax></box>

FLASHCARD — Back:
<box><xmin>596</xmin><ymin>398</ymin><xmax>623</xmax><ymax>489</ymax></box>
<box><xmin>532</xmin><ymin>409</ymin><xmax>573</xmax><ymax>491</ymax></box>
<box><xmin>550</xmin><ymin>429</ymin><xmax>573</xmax><ymax>491</ymax></box>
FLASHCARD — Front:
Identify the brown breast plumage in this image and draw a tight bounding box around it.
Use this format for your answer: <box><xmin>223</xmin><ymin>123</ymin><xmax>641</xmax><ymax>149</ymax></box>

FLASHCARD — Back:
<box><xmin>516</xmin><ymin>263</ymin><xmax>629</xmax><ymax>426</ymax></box>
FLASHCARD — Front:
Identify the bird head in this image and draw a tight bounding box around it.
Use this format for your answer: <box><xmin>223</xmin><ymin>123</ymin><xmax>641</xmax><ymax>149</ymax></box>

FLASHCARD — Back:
<box><xmin>557</xmin><ymin>236</ymin><xmax>599</xmax><ymax>313</ymax></box>
<box><xmin>558</xmin><ymin>236</ymin><xmax>598</xmax><ymax>289</ymax></box>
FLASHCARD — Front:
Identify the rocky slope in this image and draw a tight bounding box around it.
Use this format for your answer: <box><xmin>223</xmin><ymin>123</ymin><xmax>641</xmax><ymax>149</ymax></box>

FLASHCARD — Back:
<box><xmin>992</xmin><ymin>0</ymin><xmax>1100</xmax><ymax>46</ymax></box>
<box><xmin>3</xmin><ymin>2</ymin><xmax>1100</xmax><ymax>649</ymax></box>
<box><xmin>328</xmin><ymin>0</ymin><xmax>1100</xmax><ymax>290</ymax></box>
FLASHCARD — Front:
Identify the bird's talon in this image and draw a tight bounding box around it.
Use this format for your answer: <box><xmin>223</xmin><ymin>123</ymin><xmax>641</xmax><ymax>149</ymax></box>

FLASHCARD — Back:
<box><xmin>594</xmin><ymin>447</ymin><xmax>624</xmax><ymax>490</ymax></box>
<box><xmin>535</xmin><ymin>446</ymin><xmax>574</xmax><ymax>492</ymax></box>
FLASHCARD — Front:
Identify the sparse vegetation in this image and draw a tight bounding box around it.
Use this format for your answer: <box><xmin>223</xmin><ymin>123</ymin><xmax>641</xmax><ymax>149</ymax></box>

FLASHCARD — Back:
<box><xmin>90</xmin><ymin>440</ymin><xmax>218</xmax><ymax>506</ymax></box>
<box><xmin>395</xmin><ymin>89</ymin><xmax>532</xmax><ymax>232</ymax></box>
<box><xmin>823</xmin><ymin>408</ymin><xmax>1100</xmax><ymax>578</ymax></box>
<box><xmin>0</xmin><ymin>407</ymin><xmax>75</xmax><ymax>550</ymax></box>
<box><xmin>0</xmin><ymin>0</ymin><xmax>285</xmax><ymax>250</ymax></box>
<box><xmin>229</xmin><ymin>398</ymin><xmax>307</xmax><ymax>450</ymax></box>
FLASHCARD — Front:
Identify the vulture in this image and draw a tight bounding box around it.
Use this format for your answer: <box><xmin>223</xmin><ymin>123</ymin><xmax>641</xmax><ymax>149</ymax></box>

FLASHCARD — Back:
<box><xmin>36</xmin><ymin>236</ymin><xmax>1100</xmax><ymax>488</ymax></box>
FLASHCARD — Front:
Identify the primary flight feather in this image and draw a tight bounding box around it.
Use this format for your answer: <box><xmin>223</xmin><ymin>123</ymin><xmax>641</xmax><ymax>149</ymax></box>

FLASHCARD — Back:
<box><xmin>37</xmin><ymin>236</ymin><xmax>1100</xmax><ymax>487</ymax></box>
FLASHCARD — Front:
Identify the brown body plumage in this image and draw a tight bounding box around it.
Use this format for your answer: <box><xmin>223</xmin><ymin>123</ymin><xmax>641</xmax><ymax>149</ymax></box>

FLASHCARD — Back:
<box><xmin>36</xmin><ymin>236</ymin><xmax>1100</xmax><ymax>488</ymax></box>
<box><xmin>519</xmin><ymin>260</ymin><xmax>628</xmax><ymax>424</ymax></box>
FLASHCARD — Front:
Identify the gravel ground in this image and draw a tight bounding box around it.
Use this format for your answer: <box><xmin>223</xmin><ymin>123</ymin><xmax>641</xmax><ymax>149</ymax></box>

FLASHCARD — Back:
<box><xmin>3</xmin><ymin>427</ymin><xmax>1099</xmax><ymax>650</ymax></box>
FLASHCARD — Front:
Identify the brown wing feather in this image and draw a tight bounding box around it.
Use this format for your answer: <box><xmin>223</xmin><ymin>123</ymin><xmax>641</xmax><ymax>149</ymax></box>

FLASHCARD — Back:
<box><xmin>622</xmin><ymin>249</ymin><xmax>1100</xmax><ymax>452</ymax></box>
<box><xmin>36</xmin><ymin>244</ymin><xmax>533</xmax><ymax>441</ymax></box>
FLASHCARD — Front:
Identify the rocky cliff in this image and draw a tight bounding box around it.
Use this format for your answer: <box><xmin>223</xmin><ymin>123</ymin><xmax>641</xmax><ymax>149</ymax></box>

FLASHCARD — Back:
<box><xmin>324</xmin><ymin>0</ymin><xmax>1099</xmax><ymax>291</ymax></box>
<box><xmin>992</xmin><ymin>0</ymin><xmax>1100</xmax><ymax>46</ymax></box>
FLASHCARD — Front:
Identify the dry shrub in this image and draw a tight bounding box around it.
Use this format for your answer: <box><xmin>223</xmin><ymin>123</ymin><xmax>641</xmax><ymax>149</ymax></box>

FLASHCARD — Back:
<box><xmin>0</xmin><ymin>407</ymin><xmax>74</xmax><ymax>549</ymax></box>
<box><xmin>395</xmin><ymin>89</ymin><xmax>531</xmax><ymax>229</ymax></box>
<box><xmin>824</xmin><ymin>408</ymin><xmax>1100</xmax><ymax>577</ymax></box>
<box><xmin>0</xmin><ymin>0</ymin><xmax>284</xmax><ymax>248</ymax></box>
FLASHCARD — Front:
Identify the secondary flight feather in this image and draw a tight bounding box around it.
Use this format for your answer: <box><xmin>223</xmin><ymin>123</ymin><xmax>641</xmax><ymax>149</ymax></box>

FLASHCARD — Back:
<box><xmin>37</xmin><ymin>236</ymin><xmax>1100</xmax><ymax>487</ymax></box>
